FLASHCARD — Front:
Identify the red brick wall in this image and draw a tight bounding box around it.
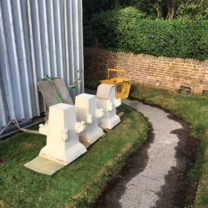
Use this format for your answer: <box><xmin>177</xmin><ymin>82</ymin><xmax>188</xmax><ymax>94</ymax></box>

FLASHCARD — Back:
<box><xmin>84</xmin><ymin>48</ymin><xmax>208</xmax><ymax>94</ymax></box>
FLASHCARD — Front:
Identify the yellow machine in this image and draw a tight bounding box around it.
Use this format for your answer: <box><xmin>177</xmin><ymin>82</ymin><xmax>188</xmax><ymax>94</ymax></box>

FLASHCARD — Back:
<box><xmin>100</xmin><ymin>68</ymin><xmax>131</xmax><ymax>99</ymax></box>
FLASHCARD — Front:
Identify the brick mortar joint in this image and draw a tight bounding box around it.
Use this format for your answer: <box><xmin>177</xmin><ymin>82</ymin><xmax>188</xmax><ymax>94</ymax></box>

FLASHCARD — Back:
<box><xmin>85</xmin><ymin>47</ymin><xmax>208</xmax><ymax>67</ymax></box>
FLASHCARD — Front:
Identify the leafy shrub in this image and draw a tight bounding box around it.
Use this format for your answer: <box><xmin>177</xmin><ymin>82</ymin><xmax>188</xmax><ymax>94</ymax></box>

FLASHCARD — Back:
<box><xmin>92</xmin><ymin>8</ymin><xmax>208</xmax><ymax>60</ymax></box>
<box><xmin>176</xmin><ymin>0</ymin><xmax>208</xmax><ymax>20</ymax></box>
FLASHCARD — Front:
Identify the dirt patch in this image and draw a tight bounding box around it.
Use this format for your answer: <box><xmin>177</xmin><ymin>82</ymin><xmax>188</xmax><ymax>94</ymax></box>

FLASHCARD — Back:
<box><xmin>91</xmin><ymin>122</ymin><xmax>154</xmax><ymax>208</ymax></box>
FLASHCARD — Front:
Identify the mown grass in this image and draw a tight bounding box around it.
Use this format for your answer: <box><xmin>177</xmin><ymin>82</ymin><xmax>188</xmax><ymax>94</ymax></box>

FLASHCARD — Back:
<box><xmin>0</xmin><ymin>105</ymin><xmax>148</xmax><ymax>208</ymax></box>
<box><xmin>131</xmin><ymin>84</ymin><xmax>208</xmax><ymax>208</ymax></box>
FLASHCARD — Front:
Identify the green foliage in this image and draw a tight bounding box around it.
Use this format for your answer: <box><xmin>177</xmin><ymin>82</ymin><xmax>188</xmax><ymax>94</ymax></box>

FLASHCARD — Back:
<box><xmin>93</xmin><ymin>8</ymin><xmax>208</xmax><ymax>60</ymax></box>
<box><xmin>200</xmin><ymin>7</ymin><xmax>208</xmax><ymax>20</ymax></box>
<box><xmin>118</xmin><ymin>0</ymin><xmax>208</xmax><ymax>20</ymax></box>
<box><xmin>118</xmin><ymin>0</ymin><xmax>157</xmax><ymax>17</ymax></box>
<box><xmin>118</xmin><ymin>0</ymin><xmax>170</xmax><ymax>19</ymax></box>
<box><xmin>177</xmin><ymin>0</ymin><xmax>208</xmax><ymax>20</ymax></box>
<box><xmin>83</xmin><ymin>0</ymin><xmax>208</xmax><ymax>24</ymax></box>
<box><xmin>83</xmin><ymin>0</ymin><xmax>117</xmax><ymax>25</ymax></box>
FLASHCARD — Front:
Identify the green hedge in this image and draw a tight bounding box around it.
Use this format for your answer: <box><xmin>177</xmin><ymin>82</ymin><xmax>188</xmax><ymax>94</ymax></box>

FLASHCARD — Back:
<box><xmin>92</xmin><ymin>7</ymin><xmax>208</xmax><ymax>60</ymax></box>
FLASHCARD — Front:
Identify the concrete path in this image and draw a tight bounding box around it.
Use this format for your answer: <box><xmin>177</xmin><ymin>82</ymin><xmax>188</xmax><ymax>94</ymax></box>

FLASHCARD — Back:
<box><xmin>95</xmin><ymin>99</ymin><xmax>185</xmax><ymax>208</ymax></box>
<box><xmin>120</xmin><ymin>99</ymin><xmax>183</xmax><ymax>208</ymax></box>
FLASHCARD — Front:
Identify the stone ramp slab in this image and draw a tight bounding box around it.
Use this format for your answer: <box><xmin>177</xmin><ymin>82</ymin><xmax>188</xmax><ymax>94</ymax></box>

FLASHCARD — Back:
<box><xmin>24</xmin><ymin>156</ymin><xmax>65</xmax><ymax>176</ymax></box>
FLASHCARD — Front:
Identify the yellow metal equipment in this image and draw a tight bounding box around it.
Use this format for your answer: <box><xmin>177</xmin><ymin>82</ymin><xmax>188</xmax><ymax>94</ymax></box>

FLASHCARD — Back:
<box><xmin>100</xmin><ymin>68</ymin><xmax>131</xmax><ymax>99</ymax></box>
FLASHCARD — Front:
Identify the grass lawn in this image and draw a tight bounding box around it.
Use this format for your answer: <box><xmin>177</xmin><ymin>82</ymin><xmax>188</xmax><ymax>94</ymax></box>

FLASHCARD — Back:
<box><xmin>131</xmin><ymin>84</ymin><xmax>208</xmax><ymax>208</ymax></box>
<box><xmin>0</xmin><ymin>105</ymin><xmax>148</xmax><ymax>208</ymax></box>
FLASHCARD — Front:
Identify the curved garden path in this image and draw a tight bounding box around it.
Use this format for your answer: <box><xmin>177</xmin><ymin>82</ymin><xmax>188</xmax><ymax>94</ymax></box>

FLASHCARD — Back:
<box><xmin>94</xmin><ymin>99</ymin><xmax>195</xmax><ymax>208</ymax></box>
<box><xmin>120</xmin><ymin>100</ymin><xmax>181</xmax><ymax>207</ymax></box>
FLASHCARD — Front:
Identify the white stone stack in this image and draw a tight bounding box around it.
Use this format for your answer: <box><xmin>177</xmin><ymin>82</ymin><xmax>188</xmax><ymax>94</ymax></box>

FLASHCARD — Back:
<box><xmin>39</xmin><ymin>103</ymin><xmax>87</xmax><ymax>165</ymax></box>
<box><xmin>25</xmin><ymin>84</ymin><xmax>123</xmax><ymax>175</ymax></box>
<box><xmin>75</xmin><ymin>93</ymin><xmax>104</xmax><ymax>147</ymax></box>
<box><xmin>96</xmin><ymin>84</ymin><xmax>121</xmax><ymax>129</ymax></box>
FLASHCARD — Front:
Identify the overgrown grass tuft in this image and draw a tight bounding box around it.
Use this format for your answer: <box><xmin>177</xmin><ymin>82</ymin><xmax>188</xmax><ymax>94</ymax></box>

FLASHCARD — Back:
<box><xmin>0</xmin><ymin>105</ymin><xmax>148</xmax><ymax>208</ymax></box>
<box><xmin>131</xmin><ymin>84</ymin><xmax>208</xmax><ymax>208</ymax></box>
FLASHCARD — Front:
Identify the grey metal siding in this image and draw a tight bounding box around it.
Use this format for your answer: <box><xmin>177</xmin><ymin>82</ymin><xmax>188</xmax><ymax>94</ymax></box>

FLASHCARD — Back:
<box><xmin>0</xmin><ymin>0</ymin><xmax>84</xmax><ymax>131</ymax></box>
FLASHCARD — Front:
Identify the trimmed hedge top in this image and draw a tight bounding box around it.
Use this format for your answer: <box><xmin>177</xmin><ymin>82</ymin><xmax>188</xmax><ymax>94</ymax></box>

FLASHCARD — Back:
<box><xmin>92</xmin><ymin>7</ymin><xmax>208</xmax><ymax>61</ymax></box>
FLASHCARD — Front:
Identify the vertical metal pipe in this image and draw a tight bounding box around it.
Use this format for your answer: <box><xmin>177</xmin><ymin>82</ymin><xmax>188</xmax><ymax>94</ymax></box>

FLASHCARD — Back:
<box><xmin>71</xmin><ymin>0</ymin><xmax>78</xmax><ymax>95</ymax></box>
<box><xmin>47</xmin><ymin>0</ymin><xmax>58</xmax><ymax>77</ymax></box>
<box><xmin>54</xmin><ymin>0</ymin><xmax>64</xmax><ymax>78</ymax></box>
<box><xmin>75</xmin><ymin>0</ymin><xmax>81</xmax><ymax>94</ymax></box>
<box><xmin>33</xmin><ymin>0</ymin><xmax>44</xmax><ymax>78</ymax></box>
<box><xmin>3</xmin><ymin>0</ymin><xmax>25</xmax><ymax>118</ymax></box>
<box><xmin>63</xmin><ymin>0</ymin><xmax>70</xmax><ymax>84</ymax></box>
<box><xmin>0</xmin><ymin>1</ymin><xmax>16</xmax><ymax>119</ymax></box>
<box><xmin>26</xmin><ymin>0</ymin><xmax>40</xmax><ymax>115</ymax></box>
<box><xmin>15</xmin><ymin>0</ymin><xmax>33</xmax><ymax>118</ymax></box>
<box><xmin>0</xmin><ymin>77</ymin><xmax>7</xmax><ymax>126</ymax></box>
<box><xmin>39</xmin><ymin>0</ymin><xmax>51</xmax><ymax>77</ymax></box>
<box><xmin>78</xmin><ymin>0</ymin><xmax>84</xmax><ymax>92</ymax></box>
<box><xmin>69</xmin><ymin>0</ymin><xmax>75</xmax><ymax>86</ymax></box>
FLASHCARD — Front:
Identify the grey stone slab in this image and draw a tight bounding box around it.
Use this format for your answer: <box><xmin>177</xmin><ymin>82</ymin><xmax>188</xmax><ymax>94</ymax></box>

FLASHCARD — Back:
<box><xmin>53</xmin><ymin>79</ymin><xmax>73</xmax><ymax>105</ymax></box>
<box><xmin>38</xmin><ymin>78</ymin><xmax>73</xmax><ymax>109</ymax></box>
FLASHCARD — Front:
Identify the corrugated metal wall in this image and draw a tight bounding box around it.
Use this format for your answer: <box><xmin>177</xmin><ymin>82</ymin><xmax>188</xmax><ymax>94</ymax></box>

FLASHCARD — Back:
<box><xmin>0</xmin><ymin>0</ymin><xmax>84</xmax><ymax>131</ymax></box>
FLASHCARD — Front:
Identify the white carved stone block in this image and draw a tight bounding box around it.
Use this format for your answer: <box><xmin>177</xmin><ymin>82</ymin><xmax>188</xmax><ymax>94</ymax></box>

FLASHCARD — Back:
<box><xmin>39</xmin><ymin>103</ymin><xmax>87</xmax><ymax>165</ymax></box>
<box><xmin>75</xmin><ymin>93</ymin><xmax>104</xmax><ymax>146</ymax></box>
<box><xmin>96</xmin><ymin>84</ymin><xmax>121</xmax><ymax>129</ymax></box>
